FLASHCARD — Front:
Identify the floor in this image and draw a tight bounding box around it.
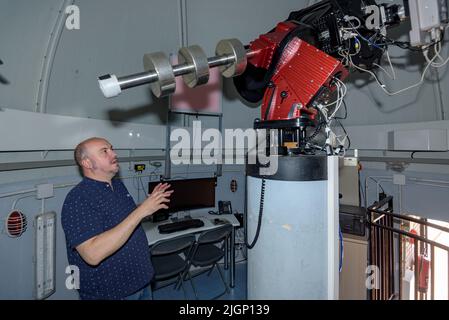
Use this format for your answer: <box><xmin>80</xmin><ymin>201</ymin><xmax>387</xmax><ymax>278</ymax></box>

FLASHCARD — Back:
<box><xmin>152</xmin><ymin>260</ymin><xmax>247</xmax><ymax>300</ymax></box>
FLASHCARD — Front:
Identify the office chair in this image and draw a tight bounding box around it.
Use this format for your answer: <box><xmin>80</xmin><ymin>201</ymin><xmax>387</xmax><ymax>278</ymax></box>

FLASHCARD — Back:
<box><xmin>150</xmin><ymin>234</ymin><xmax>196</xmax><ymax>299</ymax></box>
<box><xmin>184</xmin><ymin>223</ymin><xmax>232</xmax><ymax>300</ymax></box>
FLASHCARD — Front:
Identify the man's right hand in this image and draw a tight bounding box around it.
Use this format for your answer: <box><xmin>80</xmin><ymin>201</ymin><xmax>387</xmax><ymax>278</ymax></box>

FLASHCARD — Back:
<box><xmin>139</xmin><ymin>183</ymin><xmax>173</xmax><ymax>218</ymax></box>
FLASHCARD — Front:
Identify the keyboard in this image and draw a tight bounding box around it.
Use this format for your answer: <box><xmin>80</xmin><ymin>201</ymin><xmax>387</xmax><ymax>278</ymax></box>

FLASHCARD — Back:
<box><xmin>158</xmin><ymin>218</ymin><xmax>205</xmax><ymax>234</ymax></box>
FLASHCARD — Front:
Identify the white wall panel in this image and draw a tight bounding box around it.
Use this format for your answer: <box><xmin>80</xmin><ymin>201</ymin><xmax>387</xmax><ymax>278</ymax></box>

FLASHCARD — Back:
<box><xmin>0</xmin><ymin>0</ymin><xmax>62</xmax><ymax>111</ymax></box>
<box><xmin>45</xmin><ymin>0</ymin><xmax>180</xmax><ymax>125</ymax></box>
<box><xmin>0</xmin><ymin>108</ymin><xmax>165</xmax><ymax>151</ymax></box>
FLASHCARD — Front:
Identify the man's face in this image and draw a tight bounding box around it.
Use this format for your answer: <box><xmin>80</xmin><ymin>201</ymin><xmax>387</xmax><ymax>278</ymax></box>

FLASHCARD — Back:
<box><xmin>84</xmin><ymin>139</ymin><xmax>119</xmax><ymax>176</ymax></box>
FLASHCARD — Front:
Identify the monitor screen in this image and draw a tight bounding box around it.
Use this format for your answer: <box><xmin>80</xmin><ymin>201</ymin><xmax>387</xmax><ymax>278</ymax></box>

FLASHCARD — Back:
<box><xmin>148</xmin><ymin>177</ymin><xmax>216</xmax><ymax>214</ymax></box>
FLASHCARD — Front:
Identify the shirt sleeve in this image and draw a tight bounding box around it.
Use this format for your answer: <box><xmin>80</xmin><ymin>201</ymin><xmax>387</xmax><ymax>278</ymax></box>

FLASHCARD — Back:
<box><xmin>61</xmin><ymin>191</ymin><xmax>104</xmax><ymax>249</ymax></box>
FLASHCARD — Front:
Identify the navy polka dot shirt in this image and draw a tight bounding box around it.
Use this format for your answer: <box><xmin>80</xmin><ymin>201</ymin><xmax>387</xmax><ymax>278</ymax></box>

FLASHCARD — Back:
<box><xmin>61</xmin><ymin>177</ymin><xmax>154</xmax><ymax>300</ymax></box>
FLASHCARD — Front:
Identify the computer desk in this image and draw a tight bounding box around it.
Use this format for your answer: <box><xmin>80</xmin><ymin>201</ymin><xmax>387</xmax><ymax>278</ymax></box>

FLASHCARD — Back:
<box><xmin>142</xmin><ymin>214</ymin><xmax>240</xmax><ymax>288</ymax></box>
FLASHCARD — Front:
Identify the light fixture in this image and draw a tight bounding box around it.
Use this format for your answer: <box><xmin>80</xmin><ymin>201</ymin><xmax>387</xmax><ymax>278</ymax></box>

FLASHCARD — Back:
<box><xmin>5</xmin><ymin>210</ymin><xmax>27</xmax><ymax>238</ymax></box>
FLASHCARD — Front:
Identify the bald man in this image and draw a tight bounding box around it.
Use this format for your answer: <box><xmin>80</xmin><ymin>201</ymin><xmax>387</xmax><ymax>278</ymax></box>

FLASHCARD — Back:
<box><xmin>62</xmin><ymin>137</ymin><xmax>172</xmax><ymax>300</ymax></box>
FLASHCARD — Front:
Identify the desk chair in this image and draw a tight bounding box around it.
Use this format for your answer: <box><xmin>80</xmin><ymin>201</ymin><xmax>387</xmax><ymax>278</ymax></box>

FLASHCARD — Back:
<box><xmin>150</xmin><ymin>234</ymin><xmax>196</xmax><ymax>299</ymax></box>
<box><xmin>184</xmin><ymin>224</ymin><xmax>232</xmax><ymax>300</ymax></box>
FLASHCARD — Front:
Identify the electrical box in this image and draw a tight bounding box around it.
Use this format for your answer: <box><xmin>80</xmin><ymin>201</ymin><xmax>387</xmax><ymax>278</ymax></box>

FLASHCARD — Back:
<box><xmin>36</xmin><ymin>184</ymin><xmax>54</xmax><ymax>199</ymax></box>
<box><xmin>388</xmin><ymin>129</ymin><xmax>448</xmax><ymax>151</ymax></box>
<box><xmin>408</xmin><ymin>0</ymin><xmax>448</xmax><ymax>46</ymax></box>
<box><xmin>393</xmin><ymin>174</ymin><xmax>406</xmax><ymax>186</ymax></box>
<box><xmin>418</xmin><ymin>0</ymin><xmax>442</xmax><ymax>30</ymax></box>
<box><xmin>339</xmin><ymin>205</ymin><xmax>367</xmax><ymax>237</ymax></box>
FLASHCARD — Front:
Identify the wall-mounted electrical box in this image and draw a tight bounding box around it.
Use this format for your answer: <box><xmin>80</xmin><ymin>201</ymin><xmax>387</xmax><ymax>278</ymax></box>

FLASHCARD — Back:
<box><xmin>388</xmin><ymin>129</ymin><xmax>448</xmax><ymax>151</ymax></box>
<box><xmin>35</xmin><ymin>212</ymin><xmax>56</xmax><ymax>300</ymax></box>
<box><xmin>36</xmin><ymin>184</ymin><xmax>54</xmax><ymax>200</ymax></box>
<box><xmin>408</xmin><ymin>0</ymin><xmax>449</xmax><ymax>46</ymax></box>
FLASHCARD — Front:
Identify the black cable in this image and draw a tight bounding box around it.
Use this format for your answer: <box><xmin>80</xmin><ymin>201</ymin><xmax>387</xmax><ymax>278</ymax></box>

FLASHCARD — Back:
<box><xmin>379</xmin><ymin>29</ymin><xmax>446</xmax><ymax>52</ymax></box>
<box><xmin>334</xmin><ymin>118</ymin><xmax>351</xmax><ymax>150</ymax></box>
<box><xmin>306</xmin><ymin>106</ymin><xmax>327</xmax><ymax>143</ymax></box>
<box><xmin>306</xmin><ymin>121</ymin><xmax>325</xmax><ymax>143</ymax></box>
<box><xmin>246</xmin><ymin>179</ymin><xmax>266</xmax><ymax>250</ymax></box>
<box><xmin>368</xmin><ymin>177</ymin><xmax>385</xmax><ymax>194</ymax></box>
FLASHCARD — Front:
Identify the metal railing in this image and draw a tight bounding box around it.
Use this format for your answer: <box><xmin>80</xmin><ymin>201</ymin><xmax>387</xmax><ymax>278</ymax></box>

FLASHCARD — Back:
<box><xmin>367</xmin><ymin>196</ymin><xmax>449</xmax><ymax>300</ymax></box>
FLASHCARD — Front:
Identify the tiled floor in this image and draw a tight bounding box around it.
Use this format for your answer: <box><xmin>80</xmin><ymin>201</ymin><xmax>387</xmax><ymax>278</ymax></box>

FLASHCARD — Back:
<box><xmin>152</xmin><ymin>260</ymin><xmax>247</xmax><ymax>300</ymax></box>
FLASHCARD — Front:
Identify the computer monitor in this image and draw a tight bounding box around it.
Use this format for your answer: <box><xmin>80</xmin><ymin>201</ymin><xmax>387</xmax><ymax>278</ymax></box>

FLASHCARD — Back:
<box><xmin>148</xmin><ymin>177</ymin><xmax>216</xmax><ymax>219</ymax></box>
